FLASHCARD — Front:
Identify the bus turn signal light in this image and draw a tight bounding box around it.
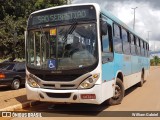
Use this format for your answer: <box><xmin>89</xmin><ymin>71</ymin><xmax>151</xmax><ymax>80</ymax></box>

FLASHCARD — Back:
<box><xmin>93</xmin><ymin>74</ymin><xmax>99</xmax><ymax>79</ymax></box>
<box><xmin>0</xmin><ymin>73</ymin><xmax>5</xmax><ymax>79</ymax></box>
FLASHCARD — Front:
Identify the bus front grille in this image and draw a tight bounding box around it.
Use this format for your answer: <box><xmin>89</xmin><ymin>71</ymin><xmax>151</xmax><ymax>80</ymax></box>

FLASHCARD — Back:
<box><xmin>46</xmin><ymin>93</ymin><xmax>71</xmax><ymax>98</ymax></box>
<box><xmin>41</xmin><ymin>84</ymin><xmax>76</xmax><ymax>89</ymax></box>
<box><xmin>35</xmin><ymin>74</ymin><xmax>81</xmax><ymax>82</ymax></box>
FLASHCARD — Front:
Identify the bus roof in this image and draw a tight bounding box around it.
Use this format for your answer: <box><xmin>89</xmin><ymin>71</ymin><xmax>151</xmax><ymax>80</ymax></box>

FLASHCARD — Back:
<box><xmin>31</xmin><ymin>3</ymin><xmax>99</xmax><ymax>15</ymax></box>
<box><xmin>30</xmin><ymin>3</ymin><xmax>147</xmax><ymax>43</ymax></box>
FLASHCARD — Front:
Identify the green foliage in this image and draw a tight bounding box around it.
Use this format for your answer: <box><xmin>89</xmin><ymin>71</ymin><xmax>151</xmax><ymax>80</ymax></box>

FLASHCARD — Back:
<box><xmin>150</xmin><ymin>59</ymin><xmax>155</xmax><ymax>66</ymax></box>
<box><xmin>150</xmin><ymin>56</ymin><xmax>160</xmax><ymax>66</ymax></box>
<box><xmin>0</xmin><ymin>0</ymin><xmax>67</xmax><ymax>59</ymax></box>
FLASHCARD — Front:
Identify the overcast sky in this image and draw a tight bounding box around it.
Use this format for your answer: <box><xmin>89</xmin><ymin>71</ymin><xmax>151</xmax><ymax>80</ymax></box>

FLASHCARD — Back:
<box><xmin>72</xmin><ymin>0</ymin><xmax>160</xmax><ymax>51</ymax></box>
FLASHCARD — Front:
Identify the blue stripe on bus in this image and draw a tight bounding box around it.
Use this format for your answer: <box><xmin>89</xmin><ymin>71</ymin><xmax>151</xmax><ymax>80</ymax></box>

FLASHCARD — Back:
<box><xmin>102</xmin><ymin>53</ymin><xmax>150</xmax><ymax>81</ymax></box>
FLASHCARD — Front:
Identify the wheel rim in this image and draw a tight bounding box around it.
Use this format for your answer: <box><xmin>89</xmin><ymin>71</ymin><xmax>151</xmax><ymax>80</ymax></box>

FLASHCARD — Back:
<box><xmin>113</xmin><ymin>85</ymin><xmax>121</xmax><ymax>100</ymax></box>
<box><xmin>14</xmin><ymin>80</ymin><xmax>20</xmax><ymax>89</ymax></box>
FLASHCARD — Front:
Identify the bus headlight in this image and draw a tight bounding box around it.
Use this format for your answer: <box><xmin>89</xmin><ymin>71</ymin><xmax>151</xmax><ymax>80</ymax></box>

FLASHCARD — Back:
<box><xmin>78</xmin><ymin>74</ymin><xmax>99</xmax><ymax>89</ymax></box>
<box><xmin>26</xmin><ymin>75</ymin><xmax>39</xmax><ymax>88</ymax></box>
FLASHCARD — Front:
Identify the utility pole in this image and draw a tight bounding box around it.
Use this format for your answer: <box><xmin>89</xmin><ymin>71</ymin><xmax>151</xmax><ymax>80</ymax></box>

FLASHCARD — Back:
<box><xmin>132</xmin><ymin>7</ymin><xmax>138</xmax><ymax>31</ymax></box>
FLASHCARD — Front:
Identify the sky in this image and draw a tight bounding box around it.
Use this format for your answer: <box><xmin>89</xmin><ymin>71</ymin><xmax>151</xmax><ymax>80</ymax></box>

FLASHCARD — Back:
<box><xmin>72</xmin><ymin>0</ymin><xmax>160</xmax><ymax>51</ymax></box>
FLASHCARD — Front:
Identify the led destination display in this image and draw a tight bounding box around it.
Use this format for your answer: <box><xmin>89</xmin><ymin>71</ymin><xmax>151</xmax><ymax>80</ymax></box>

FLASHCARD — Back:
<box><xmin>28</xmin><ymin>5</ymin><xmax>96</xmax><ymax>26</ymax></box>
<box><xmin>32</xmin><ymin>10</ymin><xmax>87</xmax><ymax>25</ymax></box>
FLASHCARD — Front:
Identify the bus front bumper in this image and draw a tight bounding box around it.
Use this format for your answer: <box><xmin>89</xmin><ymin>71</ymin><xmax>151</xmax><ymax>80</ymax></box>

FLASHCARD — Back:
<box><xmin>25</xmin><ymin>83</ymin><xmax>103</xmax><ymax>104</ymax></box>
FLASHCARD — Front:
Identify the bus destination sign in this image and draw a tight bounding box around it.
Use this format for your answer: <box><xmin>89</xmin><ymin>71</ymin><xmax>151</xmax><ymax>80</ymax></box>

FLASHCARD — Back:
<box><xmin>32</xmin><ymin>10</ymin><xmax>88</xmax><ymax>25</ymax></box>
<box><xmin>29</xmin><ymin>5</ymin><xmax>96</xmax><ymax>26</ymax></box>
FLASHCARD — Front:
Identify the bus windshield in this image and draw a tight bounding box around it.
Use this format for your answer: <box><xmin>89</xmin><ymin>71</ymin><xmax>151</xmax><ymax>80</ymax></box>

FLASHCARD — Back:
<box><xmin>27</xmin><ymin>23</ymin><xmax>98</xmax><ymax>70</ymax></box>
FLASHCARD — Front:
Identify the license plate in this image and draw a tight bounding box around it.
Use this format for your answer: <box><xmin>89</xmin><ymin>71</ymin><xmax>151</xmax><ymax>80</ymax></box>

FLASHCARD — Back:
<box><xmin>81</xmin><ymin>94</ymin><xmax>96</xmax><ymax>99</ymax></box>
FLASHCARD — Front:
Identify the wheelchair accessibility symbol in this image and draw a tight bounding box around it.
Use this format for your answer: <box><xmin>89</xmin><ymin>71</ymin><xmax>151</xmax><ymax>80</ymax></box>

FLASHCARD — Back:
<box><xmin>48</xmin><ymin>60</ymin><xmax>56</xmax><ymax>69</ymax></box>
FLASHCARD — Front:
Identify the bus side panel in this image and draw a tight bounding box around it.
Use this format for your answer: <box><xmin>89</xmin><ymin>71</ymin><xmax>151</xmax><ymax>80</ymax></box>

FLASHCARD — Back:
<box><xmin>101</xmin><ymin>79</ymin><xmax>115</xmax><ymax>102</ymax></box>
<box><xmin>102</xmin><ymin>62</ymin><xmax>114</xmax><ymax>81</ymax></box>
<box><xmin>131</xmin><ymin>55</ymin><xmax>139</xmax><ymax>73</ymax></box>
<box><xmin>123</xmin><ymin>54</ymin><xmax>132</xmax><ymax>76</ymax></box>
<box><xmin>144</xmin><ymin>57</ymin><xmax>150</xmax><ymax>70</ymax></box>
<box><xmin>114</xmin><ymin>53</ymin><xmax>139</xmax><ymax>90</ymax></box>
<box><xmin>113</xmin><ymin>53</ymin><xmax>123</xmax><ymax>77</ymax></box>
<box><xmin>137</xmin><ymin>56</ymin><xmax>142</xmax><ymax>72</ymax></box>
<box><xmin>143</xmin><ymin>57</ymin><xmax>150</xmax><ymax>80</ymax></box>
<box><xmin>123</xmin><ymin>71</ymin><xmax>141</xmax><ymax>90</ymax></box>
<box><xmin>141</xmin><ymin>56</ymin><xmax>147</xmax><ymax>71</ymax></box>
<box><xmin>101</xmin><ymin>62</ymin><xmax>115</xmax><ymax>100</ymax></box>
<box><xmin>123</xmin><ymin>55</ymin><xmax>141</xmax><ymax>89</ymax></box>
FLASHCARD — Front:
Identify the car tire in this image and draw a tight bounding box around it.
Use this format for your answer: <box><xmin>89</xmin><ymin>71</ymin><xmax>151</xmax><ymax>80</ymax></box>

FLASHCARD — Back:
<box><xmin>108</xmin><ymin>78</ymin><xmax>125</xmax><ymax>105</ymax></box>
<box><xmin>11</xmin><ymin>79</ymin><xmax>20</xmax><ymax>90</ymax></box>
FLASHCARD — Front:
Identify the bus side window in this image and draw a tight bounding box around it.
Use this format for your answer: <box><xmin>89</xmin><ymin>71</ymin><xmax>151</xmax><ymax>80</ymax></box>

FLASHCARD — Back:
<box><xmin>101</xmin><ymin>24</ymin><xmax>112</xmax><ymax>53</ymax></box>
<box><xmin>108</xmin><ymin>24</ymin><xmax>113</xmax><ymax>52</ymax></box>
<box><xmin>147</xmin><ymin>43</ymin><xmax>149</xmax><ymax>57</ymax></box>
<box><xmin>122</xmin><ymin>28</ymin><xmax>130</xmax><ymax>55</ymax></box>
<box><xmin>144</xmin><ymin>42</ymin><xmax>147</xmax><ymax>57</ymax></box>
<box><xmin>101</xmin><ymin>22</ymin><xmax>113</xmax><ymax>63</ymax></box>
<box><xmin>113</xmin><ymin>23</ymin><xmax>122</xmax><ymax>53</ymax></box>
<box><xmin>145</xmin><ymin>43</ymin><xmax>148</xmax><ymax>57</ymax></box>
<box><xmin>140</xmin><ymin>40</ymin><xmax>145</xmax><ymax>57</ymax></box>
<box><xmin>130</xmin><ymin>34</ymin><xmax>136</xmax><ymax>55</ymax></box>
<box><xmin>143</xmin><ymin>41</ymin><xmax>145</xmax><ymax>57</ymax></box>
<box><xmin>136</xmin><ymin>37</ymin><xmax>140</xmax><ymax>56</ymax></box>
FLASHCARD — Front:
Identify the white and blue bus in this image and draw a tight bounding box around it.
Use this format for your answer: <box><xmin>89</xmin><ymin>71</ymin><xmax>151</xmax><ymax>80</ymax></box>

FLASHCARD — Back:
<box><xmin>25</xmin><ymin>3</ymin><xmax>150</xmax><ymax>105</ymax></box>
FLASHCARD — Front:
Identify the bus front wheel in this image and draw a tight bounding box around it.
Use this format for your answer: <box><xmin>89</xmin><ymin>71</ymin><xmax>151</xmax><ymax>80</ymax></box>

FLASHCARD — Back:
<box><xmin>108</xmin><ymin>78</ymin><xmax>125</xmax><ymax>105</ymax></box>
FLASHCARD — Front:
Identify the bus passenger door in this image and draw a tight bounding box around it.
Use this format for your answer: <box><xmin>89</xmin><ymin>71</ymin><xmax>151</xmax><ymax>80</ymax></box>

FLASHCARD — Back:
<box><xmin>100</xmin><ymin>16</ymin><xmax>114</xmax><ymax>100</ymax></box>
<box><xmin>101</xmin><ymin>21</ymin><xmax>114</xmax><ymax>82</ymax></box>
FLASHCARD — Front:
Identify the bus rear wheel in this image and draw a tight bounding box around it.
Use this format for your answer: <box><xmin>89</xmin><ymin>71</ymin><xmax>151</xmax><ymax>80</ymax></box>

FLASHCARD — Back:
<box><xmin>108</xmin><ymin>78</ymin><xmax>125</xmax><ymax>105</ymax></box>
<box><xmin>137</xmin><ymin>72</ymin><xmax>144</xmax><ymax>87</ymax></box>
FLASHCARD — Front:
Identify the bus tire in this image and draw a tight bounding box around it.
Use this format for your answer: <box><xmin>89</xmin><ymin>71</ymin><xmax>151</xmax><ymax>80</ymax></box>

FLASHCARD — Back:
<box><xmin>137</xmin><ymin>72</ymin><xmax>144</xmax><ymax>87</ymax></box>
<box><xmin>108</xmin><ymin>78</ymin><xmax>125</xmax><ymax>105</ymax></box>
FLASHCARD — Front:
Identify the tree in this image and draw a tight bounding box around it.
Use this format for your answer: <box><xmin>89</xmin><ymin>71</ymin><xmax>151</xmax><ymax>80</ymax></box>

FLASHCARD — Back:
<box><xmin>150</xmin><ymin>56</ymin><xmax>160</xmax><ymax>66</ymax></box>
<box><xmin>153</xmin><ymin>56</ymin><xmax>159</xmax><ymax>66</ymax></box>
<box><xmin>150</xmin><ymin>59</ymin><xmax>155</xmax><ymax>66</ymax></box>
<box><xmin>0</xmin><ymin>0</ymin><xmax>67</xmax><ymax>59</ymax></box>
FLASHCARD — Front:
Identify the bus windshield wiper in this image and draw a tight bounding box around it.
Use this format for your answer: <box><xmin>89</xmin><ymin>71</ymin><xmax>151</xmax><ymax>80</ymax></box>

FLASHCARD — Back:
<box><xmin>62</xmin><ymin>21</ymin><xmax>78</xmax><ymax>43</ymax></box>
<box><xmin>60</xmin><ymin>20</ymin><xmax>78</xmax><ymax>58</ymax></box>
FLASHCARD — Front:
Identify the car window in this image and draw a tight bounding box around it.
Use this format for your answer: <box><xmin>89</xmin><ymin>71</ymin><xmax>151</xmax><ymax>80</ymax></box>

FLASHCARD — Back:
<box><xmin>0</xmin><ymin>63</ymin><xmax>15</xmax><ymax>70</ymax></box>
<box><xmin>15</xmin><ymin>63</ymin><xmax>25</xmax><ymax>72</ymax></box>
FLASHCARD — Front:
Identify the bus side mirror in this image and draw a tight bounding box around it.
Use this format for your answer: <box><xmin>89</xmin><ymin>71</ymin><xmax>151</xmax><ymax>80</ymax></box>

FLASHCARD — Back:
<box><xmin>100</xmin><ymin>20</ymin><xmax>108</xmax><ymax>35</ymax></box>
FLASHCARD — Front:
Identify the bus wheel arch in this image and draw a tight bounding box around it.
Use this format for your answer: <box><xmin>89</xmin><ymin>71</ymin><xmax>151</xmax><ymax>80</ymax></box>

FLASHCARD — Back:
<box><xmin>108</xmin><ymin>75</ymin><xmax>125</xmax><ymax>105</ymax></box>
<box><xmin>117</xmin><ymin>72</ymin><xmax>124</xmax><ymax>82</ymax></box>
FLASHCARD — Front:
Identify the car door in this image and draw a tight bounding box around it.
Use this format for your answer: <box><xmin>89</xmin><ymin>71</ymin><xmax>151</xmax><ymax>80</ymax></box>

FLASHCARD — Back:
<box><xmin>14</xmin><ymin>63</ymin><xmax>26</xmax><ymax>84</ymax></box>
